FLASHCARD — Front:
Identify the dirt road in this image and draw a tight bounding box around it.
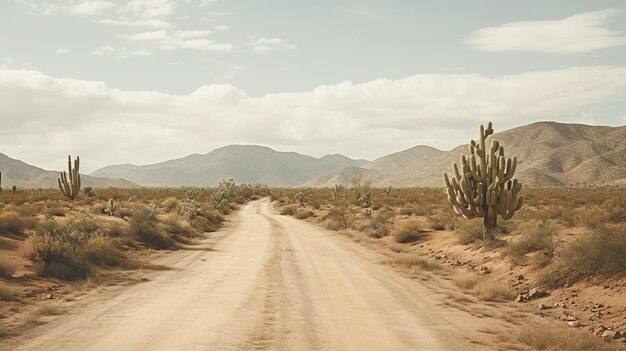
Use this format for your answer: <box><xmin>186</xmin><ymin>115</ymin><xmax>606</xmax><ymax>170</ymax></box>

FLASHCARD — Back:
<box><xmin>9</xmin><ymin>199</ymin><xmax>493</xmax><ymax>351</ymax></box>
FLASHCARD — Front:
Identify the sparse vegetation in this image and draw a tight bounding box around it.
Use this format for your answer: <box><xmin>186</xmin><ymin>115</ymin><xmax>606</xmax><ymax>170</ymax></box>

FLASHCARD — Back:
<box><xmin>129</xmin><ymin>207</ymin><xmax>173</xmax><ymax>249</ymax></box>
<box><xmin>517</xmin><ymin>322</ymin><xmax>622</xmax><ymax>351</ymax></box>
<box><xmin>390</xmin><ymin>219</ymin><xmax>424</xmax><ymax>243</ymax></box>
<box><xmin>0</xmin><ymin>256</ymin><xmax>19</xmax><ymax>277</ymax></box>
<box><xmin>0</xmin><ymin>285</ymin><xmax>20</xmax><ymax>301</ymax></box>
<box><xmin>0</xmin><ymin>211</ymin><xmax>28</xmax><ymax>235</ymax></box>
<box><xmin>540</xmin><ymin>224</ymin><xmax>626</xmax><ymax>288</ymax></box>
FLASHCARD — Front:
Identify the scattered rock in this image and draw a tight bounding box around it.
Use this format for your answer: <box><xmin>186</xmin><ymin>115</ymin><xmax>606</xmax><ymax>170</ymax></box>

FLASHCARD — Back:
<box><xmin>566</xmin><ymin>315</ymin><xmax>578</xmax><ymax>322</ymax></box>
<box><xmin>45</xmin><ymin>293</ymin><xmax>53</xmax><ymax>299</ymax></box>
<box><xmin>538</xmin><ymin>303</ymin><xmax>552</xmax><ymax>310</ymax></box>
<box><xmin>568</xmin><ymin>321</ymin><xmax>581</xmax><ymax>328</ymax></box>
<box><xmin>515</xmin><ymin>275</ymin><xmax>525</xmax><ymax>281</ymax></box>
<box><xmin>595</xmin><ymin>325</ymin><xmax>608</xmax><ymax>335</ymax></box>
<box><xmin>434</xmin><ymin>254</ymin><xmax>447</xmax><ymax>260</ymax></box>
<box><xmin>514</xmin><ymin>288</ymin><xmax>549</xmax><ymax>302</ymax></box>
<box><xmin>601</xmin><ymin>330</ymin><xmax>623</xmax><ymax>340</ymax></box>
<box><xmin>479</xmin><ymin>267</ymin><xmax>491</xmax><ymax>275</ymax></box>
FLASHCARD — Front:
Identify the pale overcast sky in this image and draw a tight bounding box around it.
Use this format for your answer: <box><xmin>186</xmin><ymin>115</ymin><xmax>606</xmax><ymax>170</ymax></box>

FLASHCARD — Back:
<box><xmin>1</xmin><ymin>0</ymin><xmax>626</xmax><ymax>172</ymax></box>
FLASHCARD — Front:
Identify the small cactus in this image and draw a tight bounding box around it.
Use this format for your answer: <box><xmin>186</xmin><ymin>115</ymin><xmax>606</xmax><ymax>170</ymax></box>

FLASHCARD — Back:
<box><xmin>105</xmin><ymin>199</ymin><xmax>116</xmax><ymax>216</ymax></box>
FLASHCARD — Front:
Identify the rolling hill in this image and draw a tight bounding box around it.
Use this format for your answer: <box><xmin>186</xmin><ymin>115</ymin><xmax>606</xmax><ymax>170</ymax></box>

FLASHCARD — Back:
<box><xmin>305</xmin><ymin>122</ymin><xmax>626</xmax><ymax>187</ymax></box>
<box><xmin>91</xmin><ymin>145</ymin><xmax>368</xmax><ymax>187</ymax></box>
<box><xmin>0</xmin><ymin>153</ymin><xmax>138</xmax><ymax>189</ymax></box>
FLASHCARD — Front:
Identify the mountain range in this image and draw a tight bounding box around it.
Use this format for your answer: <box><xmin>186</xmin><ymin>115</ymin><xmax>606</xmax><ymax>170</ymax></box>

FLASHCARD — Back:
<box><xmin>90</xmin><ymin>145</ymin><xmax>368</xmax><ymax>187</ymax></box>
<box><xmin>0</xmin><ymin>153</ymin><xmax>137</xmax><ymax>189</ymax></box>
<box><xmin>1</xmin><ymin>122</ymin><xmax>624</xmax><ymax>188</ymax></box>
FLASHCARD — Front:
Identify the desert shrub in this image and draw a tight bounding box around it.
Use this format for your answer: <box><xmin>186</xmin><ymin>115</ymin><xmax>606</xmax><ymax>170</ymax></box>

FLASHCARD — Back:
<box><xmin>295</xmin><ymin>210</ymin><xmax>314</xmax><ymax>220</ymax></box>
<box><xmin>540</xmin><ymin>224</ymin><xmax>626</xmax><ymax>288</ymax></box>
<box><xmin>453</xmin><ymin>273</ymin><xmax>513</xmax><ymax>301</ymax></box>
<box><xmin>130</xmin><ymin>207</ymin><xmax>173</xmax><ymax>249</ymax></box>
<box><xmin>0</xmin><ymin>256</ymin><xmax>19</xmax><ymax>277</ymax></box>
<box><xmin>390</xmin><ymin>220</ymin><xmax>424</xmax><ymax>243</ymax></box>
<box><xmin>327</xmin><ymin>207</ymin><xmax>355</xmax><ymax>230</ymax></box>
<box><xmin>504</xmin><ymin>222</ymin><xmax>559</xmax><ymax>266</ymax></box>
<box><xmin>0</xmin><ymin>285</ymin><xmax>20</xmax><ymax>301</ymax></box>
<box><xmin>517</xmin><ymin>322</ymin><xmax>621</xmax><ymax>351</ymax></box>
<box><xmin>77</xmin><ymin>236</ymin><xmax>122</xmax><ymax>267</ymax></box>
<box><xmin>457</xmin><ymin>219</ymin><xmax>484</xmax><ymax>244</ymax></box>
<box><xmin>392</xmin><ymin>254</ymin><xmax>442</xmax><ymax>271</ymax></box>
<box><xmin>161</xmin><ymin>197</ymin><xmax>180</xmax><ymax>213</ymax></box>
<box><xmin>45</xmin><ymin>207</ymin><xmax>66</xmax><ymax>218</ymax></box>
<box><xmin>399</xmin><ymin>207</ymin><xmax>413</xmax><ymax>216</ymax></box>
<box><xmin>211</xmin><ymin>178</ymin><xmax>237</xmax><ymax>213</ymax></box>
<box><xmin>22</xmin><ymin>232</ymin><xmax>90</xmax><ymax>280</ymax></box>
<box><xmin>368</xmin><ymin>212</ymin><xmax>392</xmax><ymax>238</ymax></box>
<box><xmin>0</xmin><ymin>211</ymin><xmax>28</xmax><ymax>235</ymax></box>
<box><xmin>453</xmin><ymin>273</ymin><xmax>479</xmax><ymax>290</ymax></box>
<box><xmin>311</xmin><ymin>200</ymin><xmax>322</xmax><ymax>210</ymax></box>
<box><xmin>163</xmin><ymin>215</ymin><xmax>195</xmax><ymax>237</ymax></box>
<box><xmin>116</xmin><ymin>207</ymin><xmax>133</xmax><ymax>218</ymax></box>
<box><xmin>471</xmin><ymin>280</ymin><xmax>516</xmax><ymax>301</ymax></box>
<box><xmin>428</xmin><ymin>210</ymin><xmax>461</xmax><ymax>231</ymax></box>
<box><xmin>280</xmin><ymin>205</ymin><xmax>297</xmax><ymax>216</ymax></box>
<box><xmin>192</xmin><ymin>207</ymin><xmax>224</xmax><ymax>232</ymax></box>
<box><xmin>65</xmin><ymin>217</ymin><xmax>99</xmax><ymax>235</ymax></box>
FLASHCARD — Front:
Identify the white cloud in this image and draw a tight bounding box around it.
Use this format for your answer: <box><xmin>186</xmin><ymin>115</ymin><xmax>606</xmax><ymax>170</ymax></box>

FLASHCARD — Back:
<box><xmin>205</xmin><ymin>11</ymin><xmax>232</xmax><ymax>16</ymax></box>
<box><xmin>467</xmin><ymin>9</ymin><xmax>626</xmax><ymax>54</ymax></box>
<box><xmin>176</xmin><ymin>30</ymin><xmax>212</xmax><ymax>39</ymax></box>
<box><xmin>118</xmin><ymin>30</ymin><xmax>169</xmax><ymax>41</ymax></box>
<box><xmin>15</xmin><ymin>0</ymin><xmax>114</xmax><ymax>17</ymax></box>
<box><xmin>248</xmin><ymin>37</ymin><xmax>295</xmax><ymax>54</ymax></box>
<box><xmin>214</xmin><ymin>25</ymin><xmax>231</xmax><ymax>31</ymax></box>
<box><xmin>99</xmin><ymin>18</ymin><xmax>173</xmax><ymax>28</ymax></box>
<box><xmin>91</xmin><ymin>45</ymin><xmax>151</xmax><ymax>59</ymax></box>
<box><xmin>54</xmin><ymin>49</ymin><xmax>70</xmax><ymax>54</ymax></box>
<box><xmin>121</xmin><ymin>0</ymin><xmax>177</xmax><ymax>19</ymax></box>
<box><xmin>117</xmin><ymin>29</ymin><xmax>234</xmax><ymax>52</ymax></box>
<box><xmin>70</xmin><ymin>0</ymin><xmax>114</xmax><ymax>16</ymax></box>
<box><xmin>2</xmin><ymin>66</ymin><xmax>626</xmax><ymax>171</ymax></box>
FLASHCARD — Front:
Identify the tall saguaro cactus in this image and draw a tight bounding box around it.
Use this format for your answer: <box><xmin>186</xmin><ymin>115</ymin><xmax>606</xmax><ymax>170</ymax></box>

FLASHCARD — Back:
<box><xmin>443</xmin><ymin>122</ymin><xmax>523</xmax><ymax>240</ymax></box>
<box><xmin>58</xmin><ymin>155</ymin><xmax>81</xmax><ymax>201</ymax></box>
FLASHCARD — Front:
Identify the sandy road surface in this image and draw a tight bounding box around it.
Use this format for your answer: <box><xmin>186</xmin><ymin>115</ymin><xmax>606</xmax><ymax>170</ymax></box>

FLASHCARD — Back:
<box><xmin>8</xmin><ymin>199</ymin><xmax>491</xmax><ymax>351</ymax></box>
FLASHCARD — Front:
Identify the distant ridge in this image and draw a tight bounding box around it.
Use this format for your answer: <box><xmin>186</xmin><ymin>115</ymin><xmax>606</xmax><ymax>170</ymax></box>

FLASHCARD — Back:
<box><xmin>305</xmin><ymin>122</ymin><xmax>626</xmax><ymax>187</ymax></box>
<box><xmin>91</xmin><ymin>145</ymin><xmax>366</xmax><ymax>187</ymax></box>
<box><xmin>0</xmin><ymin>153</ymin><xmax>138</xmax><ymax>189</ymax></box>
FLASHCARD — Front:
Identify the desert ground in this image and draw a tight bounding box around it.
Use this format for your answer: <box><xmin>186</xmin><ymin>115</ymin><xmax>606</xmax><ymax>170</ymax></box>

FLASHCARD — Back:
<box><xmin>1</xmin><ymin>183</ymin><xmax>625</xmax><ymax>351</ymax></box>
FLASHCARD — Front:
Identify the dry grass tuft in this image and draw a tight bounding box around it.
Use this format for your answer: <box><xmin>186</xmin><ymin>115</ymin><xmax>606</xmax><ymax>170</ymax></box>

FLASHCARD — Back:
<box><xmin>457</xmin><ymin>219</ymin><xmax>484</xmax><ymax>244</ymax></box>
<box><xmin>390</xmin><ymin>220</ymin><xmax>425</xmax><ymax>243</ymax></box>
<box><xmin>392</xmin><ymin>253</ymin><xmax>443</xmax><ymax>271</ymax></box>
<box><xmin>453</xmin><ymin>273</ymin><xmax>515</xmax><ymax>302</ymax></box>
<box><xmin>0</xmin><ymin>285</ymin><xmax>21</xmax><ymax>301</ymax></box>
<box><xmin>78</xmin><ymin>236</ymin><xmax>123</xmax><ymax>267</ymax></box>
<box><xmin>517</xmin><ymin>321</ymin><xmax>622</xmax><ymax>351</ymax></box>
<box><xmin>294</xmin><ymin>210</ymin><xmax>314</xmax><ymax>220</ymax></box>
<box><xmin>130</xmin><ymin>207</ymin><xmax>173</xmax><ymax>249</ymax></box>
<box><xmin>0</xmin><ymin>211</ymin><xmax>28</xmax><ymax>235</ymax></box>
<box><xmin>504</xmin><ymin>221</ymin><xmax>559</xmax><ymax>267</ymax></box>
<box><xmin>540</xmin><ymin>223</ymin><xmax>626</xmax><ymax>288</ymax></box>
<box><xmin>280</xmin><ymin>205</ymin><xmax>297</xmax><ymax>216</ymax></box>
<box><xmin>0</xmin><ymin>256</ymin><xmax>20</xmax><ymax>277</ymax></box>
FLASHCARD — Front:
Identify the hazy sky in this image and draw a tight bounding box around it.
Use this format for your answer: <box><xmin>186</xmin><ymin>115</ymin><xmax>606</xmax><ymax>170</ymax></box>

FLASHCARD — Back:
<box><xmin>1</xmin><ymin>0</ymin><xmax>626</xmax><ymax>172</ymax></box>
